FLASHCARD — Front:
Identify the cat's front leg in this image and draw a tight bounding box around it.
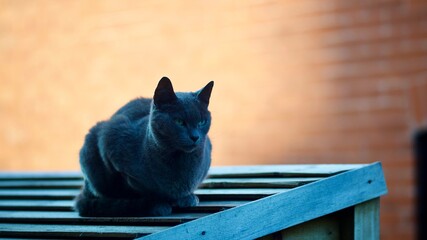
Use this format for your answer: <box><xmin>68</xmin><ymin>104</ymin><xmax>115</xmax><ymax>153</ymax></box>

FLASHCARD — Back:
<box><xmin>174</xmin><ymin>194</ymin><xmax>200</xmax><ymax>208</ymax></box>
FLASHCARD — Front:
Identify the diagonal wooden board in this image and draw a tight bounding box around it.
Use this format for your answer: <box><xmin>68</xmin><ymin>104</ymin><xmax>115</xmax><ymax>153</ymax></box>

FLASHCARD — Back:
<box><xmin>138</xmin><ymin>162</ymin><xmax>387</xmax><ymax>240</ymax></box>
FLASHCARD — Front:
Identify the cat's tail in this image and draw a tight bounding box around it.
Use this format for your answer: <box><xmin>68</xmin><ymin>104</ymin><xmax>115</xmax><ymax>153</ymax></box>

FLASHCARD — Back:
<box><xmin>74</xmin><ymin>189</ymin><xmax>172</xmax><ymax>217</ymax></box>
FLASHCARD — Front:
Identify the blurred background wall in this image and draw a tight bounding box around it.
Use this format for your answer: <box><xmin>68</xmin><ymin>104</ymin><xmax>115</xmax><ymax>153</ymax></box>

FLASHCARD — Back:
<box><xmin>1</xmin><ymin>0</ymin><xmax>426</xmax><ymax>239</ymax></box>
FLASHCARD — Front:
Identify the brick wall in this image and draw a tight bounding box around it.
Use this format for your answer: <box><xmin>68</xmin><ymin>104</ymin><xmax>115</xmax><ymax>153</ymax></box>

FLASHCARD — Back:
<box><xmin>1</xmin><ymin>0</ymin><xmax>426</xmax><ymax>239</ymax></box>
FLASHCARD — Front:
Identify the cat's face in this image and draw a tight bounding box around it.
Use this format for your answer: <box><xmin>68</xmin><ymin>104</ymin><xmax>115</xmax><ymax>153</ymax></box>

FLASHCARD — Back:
<box><xmin>150</xmin><ymin>77</ymin><xmax>213</xmax><ymax>153</ymax></box>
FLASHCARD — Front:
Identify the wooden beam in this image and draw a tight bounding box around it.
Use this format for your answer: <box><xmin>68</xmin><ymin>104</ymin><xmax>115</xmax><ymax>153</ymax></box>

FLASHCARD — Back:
<box><xmin>0</xmin><ymin>211</ymin><xmax>208</xmax><ymax>225</ymax></box>
<box><xmin>138</xmin><ymin>162</ymin><xmax>387</xmax><ymax>240</ymax></box>
<box><xmin>0</xmin><ymin>188</ymin><xmax>289</xmax><ymax>201</ymax></box>
<box><xmin>280</xmin><ymin>215</ymin><xmax>340</xmax><ymax>240</ymax></box>
<box><xmin>208</xmin><ymin>164</ymin><xmax>366</xmax><ymax>178</ymax></box>
<box><xmin>0</xmin><ymin>164</ymin><xmax>366</xmax><ymax>180</ymax></box>
<box><xmin>0</xmin><ymin>200</ymin><xmax>249</xmax><ymax>212</ymax></box>
<box><xmin>0</xmin><ymin>178</ymin><xmax>321</xmax><ymax>189</ymax></box>
<box><xmin>354</xmin><ymin>198</ymin><xmax>380</xmax><ymax>240</ymax></box>
<box><xmin>0</xmin><ymin>223</ymin><xmax>168</xmax><ymax>238</ymax></box>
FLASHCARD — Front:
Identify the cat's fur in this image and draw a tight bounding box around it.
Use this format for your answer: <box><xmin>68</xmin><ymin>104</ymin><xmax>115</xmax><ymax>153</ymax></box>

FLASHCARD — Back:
<box><xmin>74</xmin><ymin>77</ymin><xmax>214</xmax><ymax>217</ymax></box>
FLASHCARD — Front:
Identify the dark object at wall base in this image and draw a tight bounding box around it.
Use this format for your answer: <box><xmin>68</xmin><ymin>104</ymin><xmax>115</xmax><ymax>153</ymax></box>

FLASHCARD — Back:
<box><xmin>414</xmin><ymin>129</ymin><xmax>427</xmax><ymax>240</ymax></box>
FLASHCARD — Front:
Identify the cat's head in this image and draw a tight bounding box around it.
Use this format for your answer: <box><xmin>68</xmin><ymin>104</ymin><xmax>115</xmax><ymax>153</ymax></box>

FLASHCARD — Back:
<box><xmin>149</xmin><ymin>77</ymin><xmax>214</xmax><ymax>153</ymax></box>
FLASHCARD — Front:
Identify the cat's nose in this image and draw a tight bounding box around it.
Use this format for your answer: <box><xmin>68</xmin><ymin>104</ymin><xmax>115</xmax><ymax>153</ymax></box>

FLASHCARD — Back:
<box><xmin>190</xmin><ymin>135</ymin><xmax>199</xmax><ymax>143</ymax></box>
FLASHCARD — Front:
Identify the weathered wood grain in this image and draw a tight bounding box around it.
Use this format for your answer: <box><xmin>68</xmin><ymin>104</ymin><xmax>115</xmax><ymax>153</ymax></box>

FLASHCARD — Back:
<box><xmin>138</xmin><ymin>162</ymin><xmax>387</xmax><ymax>240</ymax></box>
<box><xmin>201</xmin><ymin>177</ymin><xmax>321</xmax><ymax>188</ymax></box>
<box><xmin>0</xmin><ymin>164</ymin><xmax>364</xmax><ymax>181</ymax></box>
<box><xmin>0</xmin><ymin>172</ymin><xmax>82</xmax><ymax>180</ymax></box>
<box><xmin>0</xmin><ymin>200</ymin><xmax>73</xmax><ymax>211</ymax></box>
<box><xmin>0</xmin><ymin>223</ymin><xmax>168</xmax><ymax>238</ymax></box>
<box><xmin>0</xmin><ymin>178</ymin><xmax>321</xmax><ymax>190</ymax></box>
<box><xmin>0</xmin><ymin>200</ymin><xmax>250</xmax><ymax>212</ymax></box>
<box><xmin>0</xmin><ymin>180</ymin><xmax>83</xmax><ymax>189</ymax></box>
<box><xmin>207</xmin><ymin>164</ymin><xmax>365</xmax><ymax>178</ymax></box>
<box><xmin>196</xmin><ymin>188</ymin><xmax>290</xmax><ymax>200</ymax></box>
<box><xmin>263</xmin><ymin>214</ymin><xmax>340</xmax><ymax>240</ymax></box>
<box><xmin>354</xmin><ymin>198</ymin><xmax>380</xmax><ymax>240</ymax></box>
<box><xmin>0</xmin><ymin>164</ymin><xmax>385</xmax><ymax>240</ymax></box>
<box><xmin>0</xmin><ymin>188</ymin><xmax>289</xmax><ymax>201</ymax></box>
<box><xmin>0</xmin><ymin>189</ymin><xmax>80</xmax><ymax>200</ymax></box>
<box><xmin>0</xmin><ymin>211</ymin><xmax>208</xmax><ymax>225</ymax></box>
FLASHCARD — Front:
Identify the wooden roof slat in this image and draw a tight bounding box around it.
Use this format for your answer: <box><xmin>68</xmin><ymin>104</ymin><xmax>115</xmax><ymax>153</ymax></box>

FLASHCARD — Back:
<box><xmin>0</xmin><ymin>188</ymin><xmax>290</xmax><ymax>201</ymax></box>
<box><xmin>0</xmin><ymin>211</ymin><xmax>208</xmax><ymax>226</ymax></box>
<box><xmin>0</xmin><ymin>172</ymin><xmax>82</xmax><ymax>181</ymax></box>
<box><xmin>0</xmin><ymin>199</ymin><xmax>249</xmax><ymax>209</ymax></box>
<box><xmin>0</xmin><ymin>189</ymin><xmax>79</xmax><ymax>200</ymax></box>
<box><xmin>0</xmin><ymin>200</ymin><xmax>250</xmax><ymax>212</ymax></box>
<box><xmin>0</xmin><ymin>180</ymin><xmax>83</xmax><ymax>189</ymax></box>
<box><xmin>0</xmin><ymin>177</ymin><xmax>321</xmax><ymax>190</ymax></box>
<box><xmin>207</xmin><ymin>164</ymin><xmax>365</xmax><ymax>178</ymax></box>
<box><xmin>0</xmin><ymin>223</ymin><xmax>168</xmax><ymax>238</ymax></box>
<box><xmin>0</xmin><ymin>164</ymin><xmax>365</xmax><ymax>181</ymax></box>
<box><xmin>0</xmin><ymin>200</ymin><xmax>73</xmax><ymax>211</ymax></box>
<box><xmin>201</xmin><ymin>177</ymin><xmax>321</xmax><ymax>188</ymax></box>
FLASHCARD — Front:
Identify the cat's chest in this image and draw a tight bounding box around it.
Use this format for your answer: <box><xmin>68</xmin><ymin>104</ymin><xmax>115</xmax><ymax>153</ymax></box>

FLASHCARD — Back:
<box><xmin>157</xmin><ymin>153</ymin><xmax>205</xmax><ymax>194</ymax></box>
<box><xmin>167</xmin><ymin>153</ymin><xmax>203</xmax><ymax>180</ymax></box>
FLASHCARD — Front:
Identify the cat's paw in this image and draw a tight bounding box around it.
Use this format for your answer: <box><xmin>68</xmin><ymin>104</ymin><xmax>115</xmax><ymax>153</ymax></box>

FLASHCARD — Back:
<box><xmin>175</xmin><ymin>194</ymin><xmax>199</xmax><ymax>208</ymax></box>
<box><xmin>149</xmin><ymin>202</ymin><xmax>172</xmax><ymax>216</ymax></box>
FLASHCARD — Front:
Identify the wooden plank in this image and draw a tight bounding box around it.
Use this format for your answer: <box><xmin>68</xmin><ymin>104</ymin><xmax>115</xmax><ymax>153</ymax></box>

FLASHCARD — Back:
<box><xmin>196</xmin><ymin>189</ymin><xmax>289</xmax><ymax>200</ymax></box>
<box><xmin>0</xmin><ymin>172</ymin><xmax>82</xmax><ymax>180</ymax></box>
<box><xmin>0</xmin><ymin>164</ymin><xmax>363</xmax><ymax>181</ymax></box>
<box><xmin>0</xmin><ymin>200</ymin><xmax>74</xmax><ymax>211</ymax></box>
<box><xmin>0</xmin><ymin>223</ymin><xmax>168</xmax><ymax>238</ymax></box>
<box><xmin>0</xmin><ymin>200</ymin><xmax>249</xmax><ymax>212</ymax></box>
<box><xmin>273</xmin><ymin>208</ymin><xmax>355</xmax><ymax>240</ymax></box>
<box><xmin>0</xmin><ymin>238</ymin><xmax>67</xmax><ymax>240</ymax></box>
<box><xmin>207</xmin><ymin>164</ymin><xmax>365</xmax><ymax>178</ymax></box>
<box><xmin>0</xmin><ymin>189</ymin><xmax>80</xmax><ymax>200</ymax></box>
<box><xmin>177</xmin><ymin>200</ymin><xmax>250</xmax><ymax>212</ymax></box>
<box><xmin>0</xmin><ymin>178</ymin><xmax>320</xmax><ymax>190</ymax></box>
<box><xmin>0</xmin><ymin>180</ymin><xmax>83</xmax><ymax>189</ymax></box>
<box><xmin>138</xmin><ymin>162</ymin><xmax>387</xmax><ymax>240</ymax></box>
<box><xmin>0</xmin><ymin>188</ymin><xmax>288</xmax><ymax>201</ymax></box>
<box><xmin>0</xmin><ymin>211</ymin><xmax>208</xmax><ymax>225</ymax></box>
<box><xmin>259</xmin><ymin>214</ymin><xmax>340</xmax><ymax>240</ymax></box>
<box><xmin>193</xmin><ymin>200</ymin><xmax>250</xmax><ymax>208</ymax></box>
<box><xmin>354</xmin><ymin>198</ymin><xmax>380</xmax><ymax>240</ymax></box>
<box><xmin>0</xmin><ymin>238</ymin><xmax>68</xmax><ymax>240</ymax></box>
<box><xmin>201</xmin><ymin>178</ymin><xmax>321</xmax><ymax>188</ymax></box>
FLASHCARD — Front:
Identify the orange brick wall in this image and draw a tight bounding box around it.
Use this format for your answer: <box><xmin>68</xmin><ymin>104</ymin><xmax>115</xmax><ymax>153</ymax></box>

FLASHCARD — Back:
<box><xmin>1</xmin><ymin>1</ymin><xmax>426</xmax><ymax>239</ymax></box>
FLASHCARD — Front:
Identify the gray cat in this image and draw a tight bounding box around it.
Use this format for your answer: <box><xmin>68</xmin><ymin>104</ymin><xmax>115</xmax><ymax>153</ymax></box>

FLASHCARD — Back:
<box><xmin>74</xmin><ymin>77</ymin><xmax>213</xmax><ymax>217</ymax></box>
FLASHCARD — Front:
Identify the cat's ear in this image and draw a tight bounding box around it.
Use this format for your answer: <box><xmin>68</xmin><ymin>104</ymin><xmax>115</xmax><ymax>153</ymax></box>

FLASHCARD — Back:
<box><xmin>197</xmin><ymin>81</ymin><xmax>214</xmax><ymax>105</ymax></box>
<box><xmin>154</xmin><ymin>77</ymin><xmax>177</xmax><ymax>106</ymax></box>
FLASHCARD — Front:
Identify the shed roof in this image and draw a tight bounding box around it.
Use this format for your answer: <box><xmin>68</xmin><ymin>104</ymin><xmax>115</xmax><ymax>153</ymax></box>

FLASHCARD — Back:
<box><xmin>0</xmin><ymin>162</ymin><xmax>387</xmax><ymax>239</ymax></box>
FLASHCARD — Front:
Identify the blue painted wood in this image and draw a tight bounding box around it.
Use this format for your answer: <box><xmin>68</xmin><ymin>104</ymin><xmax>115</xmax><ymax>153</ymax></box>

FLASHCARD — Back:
<box><xmin>0</xmin><ymin>223</ymin><xmax>168</xmax><ymax>238</ymax></box>
<box><xmin>208</xmin><ymin>164</ymin><xmax>365</xmax><ymax>178</ymax></box>
<box><xmin>0</xmin><ymin>164</ymin><xmax>364</xmax><ymax>180</ymax></box>
<box><xmin>138</xmin><ymin>162</ymin><xmax>387</xmax><ymax>240</ymax></box>
<box><xmin>354</xmin><ymin>198</ymin><xmax>380</xmax><ymax>240</ymax></box>
<box><xmin>0</xmin><ymin>188</ymin><xmax>290</xmax><ymax>201</ymax></box>
<box><xmin>0</xmin><ymin>199</ymin><xmax>250</xmax><ymax>212</ymax></box>
<box><xmin>0</xmin><ymin>178</ymin><xmax>320</xmax><ymax>189</ymax></box>
<box><xmin>0</xmin><ymin>172</ymin><xmax>82</xmax><ymax>180</ymax></box>
<box><xmin>0</xmin><ymin>210</ymin><xmax>208</xmax><ymax>225</ymax></box>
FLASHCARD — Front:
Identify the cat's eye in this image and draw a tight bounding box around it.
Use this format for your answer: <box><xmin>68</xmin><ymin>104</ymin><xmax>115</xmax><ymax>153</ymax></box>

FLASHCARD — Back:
<box><xmin>198</xmin><ymin>120</ymin><xmax>207</xmax><ymax>127</ymax></box>
<box><xmin>175</xmin><ymin>119</ymin><xmax>185</xmax><ymax>126</ymax></box>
